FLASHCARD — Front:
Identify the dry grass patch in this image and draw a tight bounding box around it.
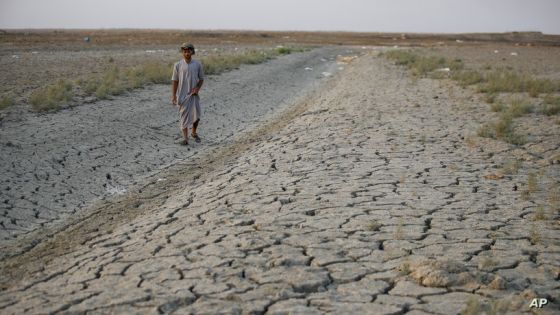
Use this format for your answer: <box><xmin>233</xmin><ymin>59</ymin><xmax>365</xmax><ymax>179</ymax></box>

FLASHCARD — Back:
<box><xmin>529</xmin><ymin>224</ymin><xmax>541</xmax><ymax>244</ymax></box>
<box><xmin>398</xmin><ymin>261</ymin><xmax>411</xmax><ymax>275</ymax></box>
<box><xmin>0</xmin><ymin>94</ymin><xmax>14</xmax><ymax>110</ymax></box>
<box><xmin>526</xmin><ymin>172</ymin><xmax>538</xmax><ymax>195</ymax></box>
<box><xmin>489</xmin><ymin>101</ymin><xmax>506</xmax><ymax>112</ymax></box>
<box><xmin>385</xmin><ymin>50</ymin><xmax>463</xmax><ymax>77</ymax></box>
<box><xmin>407</xmin><ymin>259</ymin><xmax>473</xmax><ymax>288</ymax></box>
<box><xmin>452</xmin><ymin>70</ymin><xmax>484</xmax><ymax>87</ymax></box>
<box><xmin>461</xmin><ymin>297</ymin><xmax>511</xmax><ymax>315</ymax></box>
<box><xmin>477</xmin><ymin>113</ymin><xmax>526</xmax><ymax>145</ymax></box>
<box><xmin>541</xmin><ymin>94</ymin><xmax>560</xmax><ymax>116</ymax></box>
<box><xmin>365</xmin><ymin>220</ymin><xmax>382</xmax><ymax>231</ymax></box>
<box><xmin>532</xmin><ymin>206</ymin><xmax>547</xmax><ymax>221</ymax></box>
<box><xmin>548</xmin><ymin>183</ymin><xmax>560</xmax><ymax>215</ymax></box>
<box><xmin>478</xmin><ymin>256</ymin><xmax>498</xmax><ymax>270</ymax></box>
<box><xmin>199</xmin><ymin>46</ymin><xmax>306</xmax><ymax>75</ymax></box>
<box><xmin>79</xmin><ymin>62</ymin><xmax>172</xmax><ymax>100</ymax></box>
<box><xmin>484</xmin><ymin>93</ymin><xmax>497</xmax><ymax>104</ymax></box>
<box><xmin>201</xmin><ymin>50</ymin><xmax>275</xmax><ymax>74</ymax></box>
<box><xmin>41</xmin><ymin>47</ymin><xmax>307</xmax><ymax>112</ymax></box>
<box><xmin>29</xmin><ymin>79</ymin><xmax>74</xmax><ymax>111</ymax></box>
<box><xmin>478</xmin><ymin>69</ymin><xmax>559</xmax><ymax>95</ymax></box>
<box><xmin>508</xmin><ymin>97</ymin><xmax>534</xmax><ymax>117</ymax></box>
<box><xmin>501</xmin><ymin>159</ymin><xmax>522</xmax><ymax>175</ymax></box>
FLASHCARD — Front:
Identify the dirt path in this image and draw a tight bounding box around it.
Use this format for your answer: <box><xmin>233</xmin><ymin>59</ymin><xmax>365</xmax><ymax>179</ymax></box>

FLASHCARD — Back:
<box><xmin>1</xmin><ymin>50</ymin><xmax>558</xmax><ymax>314</ymax></box>
<box><xmin>0</xmin><ymin>47</ymin><xmax>355</xmax><ymax>259</ymax></box>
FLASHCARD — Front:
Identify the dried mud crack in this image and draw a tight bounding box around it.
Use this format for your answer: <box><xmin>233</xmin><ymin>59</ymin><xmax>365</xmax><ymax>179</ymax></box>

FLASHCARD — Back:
<box><xmin>0</xmin><ymin>47</ymin><xmax>559</xmax><ymax>314</ymax></box>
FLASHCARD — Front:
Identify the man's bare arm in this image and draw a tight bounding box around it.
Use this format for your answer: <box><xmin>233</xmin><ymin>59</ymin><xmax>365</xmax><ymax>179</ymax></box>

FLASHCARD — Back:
<box><xmin>171</xmin><ymin>80</ymin><xmax>178</xmax><ymax>105</ymax></box>
<box><xmin>192</xmin><ymin>80</ymin><xmax>204</xmax><ymax>95</ymax></box>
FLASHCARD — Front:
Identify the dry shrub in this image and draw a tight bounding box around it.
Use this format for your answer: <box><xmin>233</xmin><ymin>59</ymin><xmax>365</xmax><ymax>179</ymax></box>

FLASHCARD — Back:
<box><xmin>36</xmin><ymin>47</ymin><xmax>305</xmax><ymax>112</ymax></box>
<box><xmin>366</xmin><ymin>220</ymin><xmax>381</xmax><ymax>231</ymax></box>
<box><xmin>94</xmin><ymin>67</ymin><xmax>126</xmax><ymax>99</ymax></box>
<box><xmin>542</xmin><ymin>94</ymin><xmax>560</xmax><ymax>116</ymax></box>
<box><xmin>201</xmin><ymin>49</ymin><xmax>280</xmax><ymax>75</ymax></box>
<box><xmin>508</xmin><ymin>97</ymin><xmax>534</xmax><ymax>117</ymax></box>
<box><xmin>526</xmin><ymin>172</ymin><xmax>538</xmax><ymax>195</ymax></box>
<box><xmin>529</xmin><ymin>224</ymin><xmax>541</xmax><ymax>244</ymax></box>
<box><xmin>501</xmin><ymin>159</ymin><xmax>522</xmax><ymax>175</ymax></box>
<box><xmin>490</xmin><ymin>101</ymin><xmax>506</xmax><ymax>112</ymax></box>
<box><xmin>408</xmin><ymin>259</ymin><xmax>471</xmax><ymax>287</ymax></box>
<box><xmin>385</xmin><ymin>50</ymin><xmax>417</xmax><ymax>66</ymax></box>
<box><xmin>479</xmin><ymin>69</ymin><xmax>559</xmax><ymax>94</ymax></box>
<box><xmin>452</xmin><ymin>70</ymin><xmax>484</xmax><ymax>87</ymax></box>
<box><xmin>532</xmin><ymin>207</ymin><xmax>547</xmax><ymax>221</ymax></box>
<box><xmin>477</xmin><ymin>113</ymin><xmax>526</xmax><ymax>145</ymax></box>
<box><xmin>0</xmin><ymin>94</ymin><xmax>14</xmax><ymax>110</ymax></box>
<box><xmin>484</xmin><ymin>93</ymin><xmax>497</xmax><ymax>104</ymax></box>
<box><xmin>549</xmin><ymin>183</ymin><xmax>560</xmax><ymax>214</ymax></box>
<box><xmin>385</xmin><ymin>50</ymin><xmax>463</xmax><ymax>77</ymax></box>
<box><xmin>461</xmin><ymin>297</ymin><xmax>511</xmax><ymax>315</ymax></box>
<box><xmin>29</xmin><ymin>79</ymin><xmax>73</xmax><ymax>111</ymax></box>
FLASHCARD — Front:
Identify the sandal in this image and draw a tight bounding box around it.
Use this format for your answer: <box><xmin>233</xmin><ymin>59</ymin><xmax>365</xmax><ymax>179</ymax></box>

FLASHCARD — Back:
<box><xmin>192</xmin><ymin>133</ymin><xmax>201</xmax><ymax>143</ymax></box>
<box><xmin>180</xmin><ymin>139</ymin><xmax>189</xmax><ymax>146</ymax></box>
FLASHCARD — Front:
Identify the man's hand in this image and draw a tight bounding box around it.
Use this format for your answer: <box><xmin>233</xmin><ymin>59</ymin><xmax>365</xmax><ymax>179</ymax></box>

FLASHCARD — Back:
<box><xmin>191</xmin><ymin>87</ymin><xmax>200</xmax><ymax>95</ymax></box>
<box><xmin>172</xmin><ymin>95</ymin><xmax>177</xmax><ymax>106</ymax></box>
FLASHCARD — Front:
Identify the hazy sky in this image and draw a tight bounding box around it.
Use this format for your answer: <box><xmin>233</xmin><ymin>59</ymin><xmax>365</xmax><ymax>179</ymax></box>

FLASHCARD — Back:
<box><xmin>1</xmin><ymin>0</ymin><xmax>559</xmax><ymax>34</ymax></box>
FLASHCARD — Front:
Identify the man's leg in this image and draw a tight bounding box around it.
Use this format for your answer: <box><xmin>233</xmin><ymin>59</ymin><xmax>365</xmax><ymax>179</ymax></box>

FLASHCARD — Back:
<box><xmin>192</xmin><ymin>119</ymin><xmax>200</xmax><ymax>136</ymax></box>
<box><xmin>182</xmin><ymin>128</ymin><xmax>189</xmax><ymax>143</ymax></box>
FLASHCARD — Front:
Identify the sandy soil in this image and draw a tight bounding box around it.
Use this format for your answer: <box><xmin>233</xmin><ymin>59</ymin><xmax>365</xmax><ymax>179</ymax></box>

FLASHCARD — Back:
<box><xmin>0</xmin><ymin>31</ymin><xmax>559</xmax><ymax>313</ymax></box>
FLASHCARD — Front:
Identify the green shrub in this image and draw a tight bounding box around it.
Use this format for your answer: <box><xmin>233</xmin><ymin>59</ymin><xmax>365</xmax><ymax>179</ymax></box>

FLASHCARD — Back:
<box><xmin>276</xmin><ymin>47</ymin><xmax>292</xmax><ymax>55</ymax></box>
<box><xmin>29</xmin><ymin>79</ymin><xmax>73</xmax><ymax>111</ymax></box>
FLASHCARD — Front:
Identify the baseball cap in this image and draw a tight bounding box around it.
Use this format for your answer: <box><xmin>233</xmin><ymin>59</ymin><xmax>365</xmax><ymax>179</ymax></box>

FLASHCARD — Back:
<box><xmin>180</xmin><ymin>43</ymin><xmax>195</xmax><ymax>54</ymax></box>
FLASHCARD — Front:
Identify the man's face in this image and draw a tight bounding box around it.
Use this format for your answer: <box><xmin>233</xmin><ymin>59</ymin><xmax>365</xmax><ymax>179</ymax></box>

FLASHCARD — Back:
<box><xmin>182</xmin><ymin>48</ymin><xmax>192</xmax><ymax>59</ymax></box>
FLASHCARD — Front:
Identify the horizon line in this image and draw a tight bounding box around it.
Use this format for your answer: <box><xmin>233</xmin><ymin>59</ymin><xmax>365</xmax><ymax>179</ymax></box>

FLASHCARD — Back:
<box><xmin>1</xmin><ymin>28</ymin><xmax>558</xmax><ymax>36</ymax></box>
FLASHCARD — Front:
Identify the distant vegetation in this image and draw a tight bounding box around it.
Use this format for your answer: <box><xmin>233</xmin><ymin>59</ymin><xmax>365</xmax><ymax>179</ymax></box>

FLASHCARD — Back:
<box><xmin>24</xmin><ymin>46</ymin><xmax>308</xmax><ymax>112</ymax></box>
<box><xmin>385</xmin><ymin>49</ymin><xmax>560</xmax><ymax>146</ymax></box>
<box><xmin>385</xmin><ymin>50</ymin><xmax>463</xmax><ymax>76</ymax></box>
<box><xmin>29</xmin><ymin>79</ymin><xmax>74</xmax><ymax>112</ymax></box>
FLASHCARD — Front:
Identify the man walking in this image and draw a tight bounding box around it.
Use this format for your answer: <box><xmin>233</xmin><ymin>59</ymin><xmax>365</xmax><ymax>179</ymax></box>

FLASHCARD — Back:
<box><xmin>171</xmin><ymin>43</ymin><xmax>204</xmax><ymax>145</ymax></box>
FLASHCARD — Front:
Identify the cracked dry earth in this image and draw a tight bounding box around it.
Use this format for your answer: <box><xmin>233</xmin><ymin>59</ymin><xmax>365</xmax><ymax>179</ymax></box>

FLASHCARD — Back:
<box><xmin>1</xmin><ymin>51</ymin><xmax>559</xmax><ymax>314</ymax></box>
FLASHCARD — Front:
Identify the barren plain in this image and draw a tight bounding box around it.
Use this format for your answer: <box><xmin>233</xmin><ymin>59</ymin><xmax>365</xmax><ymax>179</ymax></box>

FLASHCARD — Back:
<box><xmin>0</xmin><ymin>30</ymin><xmax>559</xmax><ymax>314</ymax></box>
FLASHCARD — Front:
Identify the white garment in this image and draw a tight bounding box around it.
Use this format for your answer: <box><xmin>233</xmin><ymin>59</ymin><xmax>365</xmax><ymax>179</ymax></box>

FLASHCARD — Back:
<box><xmin>172</xmin><ymin>59</ymin><xmax>205</xmax><ymax>129</ymax></box>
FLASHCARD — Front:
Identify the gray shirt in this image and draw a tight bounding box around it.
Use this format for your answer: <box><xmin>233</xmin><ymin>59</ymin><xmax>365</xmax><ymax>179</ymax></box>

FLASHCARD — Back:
<box><xmin>171</xmin><ymin>59</ymin><xmax>205</xmax><ymax>106</ymax></box>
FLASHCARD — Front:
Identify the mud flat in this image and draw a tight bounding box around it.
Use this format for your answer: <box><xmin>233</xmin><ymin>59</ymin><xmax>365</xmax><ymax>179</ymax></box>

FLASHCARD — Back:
<box><xmin>0</xmin><ymin>46</ymin><xmax>558</xmax><ymax>314</ymax></box>
<box><xmin>0</xmin><ymin>47</ymin><xmax>355</xmax><ymax>258</ymax></box>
